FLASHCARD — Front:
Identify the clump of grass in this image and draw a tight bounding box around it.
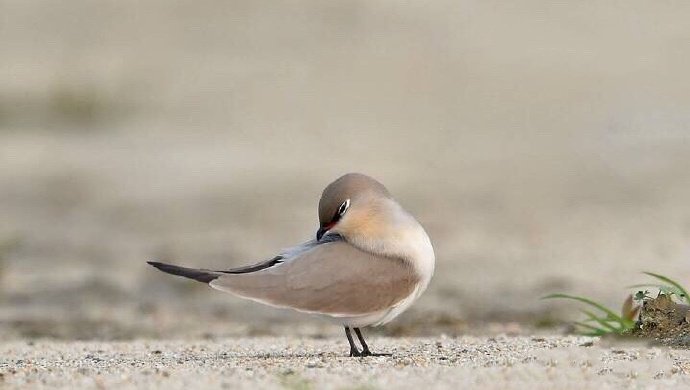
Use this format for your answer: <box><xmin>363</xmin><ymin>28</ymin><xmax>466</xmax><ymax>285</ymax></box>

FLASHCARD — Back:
<box><xmin>629</xmin><ymin>272</ymin><xmax>689</xmax><ymax>304</ymax></box>
<box><xmin>542</xmin><ymin>293</ymin><xmax>637</xmax><ymax>336</ymax></box>
<box><xmin>543</xmin><ymin>272</ymin><xmax>689</xmax><ymax>336</ymax></box>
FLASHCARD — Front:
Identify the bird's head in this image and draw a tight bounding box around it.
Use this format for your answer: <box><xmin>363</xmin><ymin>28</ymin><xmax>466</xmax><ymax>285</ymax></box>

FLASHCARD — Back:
<box><xmin>316</xmin><ymin>173</ymin><xmax>397</xmax><ymax>243</ymax></box>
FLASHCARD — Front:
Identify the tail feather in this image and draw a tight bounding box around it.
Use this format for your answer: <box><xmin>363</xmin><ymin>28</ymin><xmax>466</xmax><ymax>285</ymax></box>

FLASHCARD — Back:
<box><xmin>147</xmin><ymin>261</ymin><xmax>220</xmax><ymax>283</ymax></box>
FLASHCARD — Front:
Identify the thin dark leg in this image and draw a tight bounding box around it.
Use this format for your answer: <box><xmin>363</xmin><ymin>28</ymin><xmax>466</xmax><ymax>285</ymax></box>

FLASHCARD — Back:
<box><xmin>354</xmin><ymin>328</ymin><xmax>392</xmax><ymax>357</ymax></box>
<box><xmin>353</xmin><ymin>328</ymin><xmax>371</xmax><ymax>354</ymax></box>
<box><xmin>344</xmin><ymin>327</ymin><xmax>361</xmax><ymax>357</ymax></box>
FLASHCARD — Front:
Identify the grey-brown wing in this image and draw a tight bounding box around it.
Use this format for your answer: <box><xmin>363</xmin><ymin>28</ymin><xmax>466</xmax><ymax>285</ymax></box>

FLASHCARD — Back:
<box><xmin>147</xmin><ymin>255</ymin><xmax>284</xmax><ymax>283</ymax></box>
<box><xmin>148</xmin><ymin>237</ymin><xmax>342</xmax><ymax>284</ymax></box>
<box><xmin>209</xmin><ymin>241</ymin><xmax>420</xmax><ymax>316</ymax></box>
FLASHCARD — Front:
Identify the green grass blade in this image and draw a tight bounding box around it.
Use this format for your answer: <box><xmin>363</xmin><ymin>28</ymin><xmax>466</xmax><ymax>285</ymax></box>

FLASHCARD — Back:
<box><xmin>582</xmin><ymin>331</ymin><xmax>608</xmax><ymax>337</ymax></box>
<box><xmin>572</xmin><ymin>321</ymin><xmax>609</xmax><ymax>336</ymax></box>
<box><xmin>573</xmin><ymin>321</ymin><xmax>606</xmax><ymax>332</ymax></box>
<box><xmin>542</xmin><ymin>293</ymin><xmax>627</xmax><ymax>323</ymax></box>
<box><xmin>577</xmin><ymin>328</ymin><xmax>611</xmax><ymax>337</ymax></box>
<box><xmin>580</xmin><ymin>310</ymin><xmax>620</xmax><ymax>332</ymax></box>
<box><xmin>643</xmin><ymin>272</ymin><xmax>690</xmax><ymax>304</ymax></box>
<box><xmin>629</xmin><ymin>283</ymin><xmax>683</xmax><ymax>297</ymax></box>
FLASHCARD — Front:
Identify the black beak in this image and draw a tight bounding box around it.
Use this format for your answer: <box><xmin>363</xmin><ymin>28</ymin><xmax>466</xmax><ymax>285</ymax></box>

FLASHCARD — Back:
<box><xmin>316</xmin><ymin>227</ymin><xmax>327</xmax><ymax>241</ymax></box>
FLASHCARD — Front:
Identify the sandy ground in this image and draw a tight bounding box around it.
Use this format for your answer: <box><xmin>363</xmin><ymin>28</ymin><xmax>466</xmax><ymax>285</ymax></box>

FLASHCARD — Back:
<box><xmin>3</xmin><ymin>336</ymin><xmax>690</xmax><ymax>389</ymax></box>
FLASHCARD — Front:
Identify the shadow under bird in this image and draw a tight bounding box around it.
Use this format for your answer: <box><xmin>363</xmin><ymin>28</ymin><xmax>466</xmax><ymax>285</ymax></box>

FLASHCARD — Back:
<box><xmin>148</xmin><ymin>173</ymin><xmax>435</xmax><ymax>357</ymax></box>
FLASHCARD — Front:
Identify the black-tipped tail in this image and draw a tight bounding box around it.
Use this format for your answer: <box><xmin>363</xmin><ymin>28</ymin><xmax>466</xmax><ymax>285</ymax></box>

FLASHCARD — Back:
<box><xmin>147</xmin><ymin>261</ymin><xmax>220</xmax><ymax>284</ymax></box>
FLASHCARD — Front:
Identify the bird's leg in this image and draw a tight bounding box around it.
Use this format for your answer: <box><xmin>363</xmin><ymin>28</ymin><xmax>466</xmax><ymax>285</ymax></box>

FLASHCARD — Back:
<box><xmin>353</xmin><ymin>327</ymin><xmax>372</xmax><ymax>356</ymax></box>
<box><xmin>354</xmin><ymin>328</ymin><xmax>392</xmax><ymax>357</ymax></box>
<box><xmin>344</xmin><ymin>327</ymin><xmax>361</xmax><ymax>357</ymax></box>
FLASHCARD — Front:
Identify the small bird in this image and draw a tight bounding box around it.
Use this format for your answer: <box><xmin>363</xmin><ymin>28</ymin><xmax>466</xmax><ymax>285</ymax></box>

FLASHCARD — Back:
<box><xmin>148</xmin><ymin>173</ymin><xmax>435</xmax><ymax>357</ymax></box>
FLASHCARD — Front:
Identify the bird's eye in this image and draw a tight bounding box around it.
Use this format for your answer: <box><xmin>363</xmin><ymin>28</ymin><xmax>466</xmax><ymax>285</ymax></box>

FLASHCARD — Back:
<box><xmin>337</xmin><ymin>199</ymin><xmax>350</xmax><ymax>216</ymax></box>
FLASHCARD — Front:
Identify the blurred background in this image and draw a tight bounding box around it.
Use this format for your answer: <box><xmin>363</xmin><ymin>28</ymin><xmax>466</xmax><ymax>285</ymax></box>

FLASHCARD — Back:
<box><xmin>1</xmin><ymin>1</ymin><xmax>690</xmax><ymax>339</ymax></box>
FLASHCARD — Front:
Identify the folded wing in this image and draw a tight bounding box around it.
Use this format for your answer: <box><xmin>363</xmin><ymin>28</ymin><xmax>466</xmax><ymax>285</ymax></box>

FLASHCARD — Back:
<box><xmin>209</xmin><ymin>241</ymin><xmax>419</xmax><ymax>316</ymax></box>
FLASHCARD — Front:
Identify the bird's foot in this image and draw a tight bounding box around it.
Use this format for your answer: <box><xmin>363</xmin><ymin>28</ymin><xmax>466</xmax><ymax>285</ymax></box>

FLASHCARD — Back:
<box><xmin>359</xmin><ymin>348</ymin><xmax>392</xmax><ymax>357</ymax></box>
<box><xmin>349</xmin><ymin>347</ymin><xmax>362</xmax><ymax>357</ymax></box>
